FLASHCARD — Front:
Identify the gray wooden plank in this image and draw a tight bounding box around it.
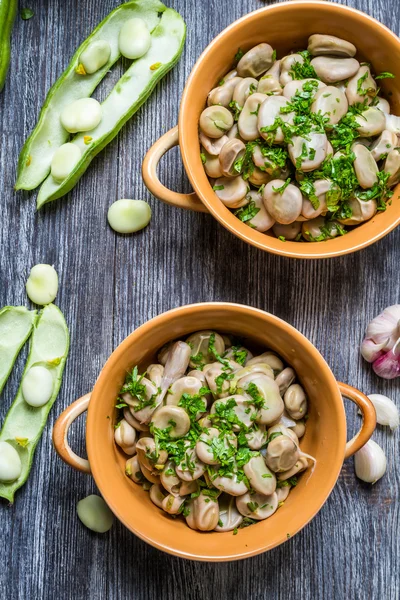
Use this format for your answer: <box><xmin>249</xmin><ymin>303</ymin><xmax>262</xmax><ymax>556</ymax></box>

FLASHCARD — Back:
<box><xmin>0</xmin><ymin>0</ymin><xmax>399</xmax><ymax>599</ymax></box>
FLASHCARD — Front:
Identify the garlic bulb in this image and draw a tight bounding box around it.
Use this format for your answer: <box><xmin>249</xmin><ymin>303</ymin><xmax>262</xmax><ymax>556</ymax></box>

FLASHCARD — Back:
<box><xmin>367</xmin><ymin>394</ymin><xmax>399</xmax><ymax>430</ymax></box>
<box><xmin>354</xmin><ymin>439</ymin><xmax>387</xmax><ymax>484</ymax></box>
<box><xmin>361</xmin><ymin>305</ymin><xmax>400</xmax><ymax>379</ymax></box>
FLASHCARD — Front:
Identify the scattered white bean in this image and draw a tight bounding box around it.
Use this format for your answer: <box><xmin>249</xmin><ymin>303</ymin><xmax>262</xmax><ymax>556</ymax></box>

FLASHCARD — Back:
<box><xmin>77</xmin><ymin>495</ymin><xmax>114</xmax><ymax>533</ymax></box>
<box><xmin>26</xmin><ymin>264</ymin><xmax>58</xmax><ymax>305</ymax></box>
<box><xmin>107</xmin><ymin>199</ymin><xmax>151</xmax><ymax>234</ymax></box>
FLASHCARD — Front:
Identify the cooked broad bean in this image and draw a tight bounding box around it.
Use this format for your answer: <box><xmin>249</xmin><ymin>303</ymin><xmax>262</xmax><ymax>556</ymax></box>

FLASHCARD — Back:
<box><xmin>301</xmin><ymin>179</ymin><xmax>330</xmax><ymax>220</ymax></box>
<box><xmin>241</xmin><ymin>191</ymin><xmax>275</xmax><ymax>232</ymax></box>
<box><xmin>214</xmin><ymin>494</ymin><xmax>243</xmax><ymax>532</ymax></box>
<box><xmin>236</xmin><ymin>491</ymin><xmax>278</xmax><ymax>520</ymax></box>
<box><xmin>263</xmin><ymin>180</ymin><xmax>302</xmax><ymax>224</ymax></box>
<box><xmin>310</xmin><ymin>86</ymin><xmax>348</xmax><ymax>126</ymax></box>
<box><xmin>219</xmin><ymin>139</ymin><xmax>246</xmax><ymax>177</ymax></box>
<box><xmin>232</xmin><ymin>77</ymin><xmax>258</xmax><ymax>108</ymax></box>
<box><xmin>346</xmin><ymin>65</ymin><xmax>376</xmax><ymax>105</ymax></box>
<box><xmin>258</xmin><ymin>75</ymin><xmax>282</xmax><ymax>96</ymax></box>
<box><xmin>237</xmin><ymin>43</ymin><xmax>274</xmax><ymax>78</ymax></box>
<box><xmin>302</xmin><ymin>217</ymin><xmax>340</xmax><ymax>242</ymax></box>
<box><xmin>352</xmin><ymin>144</ymin><xmax>378</xmax><ymax>189</ymax></box>
<box><xmin>199</xmin><ymin>133</ymin><xmax>228</xmax><ymax>156</ymax></box>
<box><xmin>308</xmin><ymin>34</ymin><xmax>356</xmax><ymax>58</ymax></box>
<box><xmin>384</xmin><ymin>149</ymin><xmax>400</xmax><ymax>186</ymax></box>
<box><xmin>369</xmin><ymin>130</ymin><xmax>397</xmax><ymax>161</ymax></box>
<box><xmin>310</xmin><ymin>56</ymin><xmax>359</xmax><ymax>83</ymax></box>
<box><xmin>355</xmin><ymin>107</ymin><xmax>386</xmax><ymax>137</ymax></box>
<box><xmin>199</xmin><ymin>106</ymin><xmax>234</xmax><ymax>138</ymax></box>
<box><xmin>279</xmin><ymin>54</ymin><xmax>304</xmax><ymax>86</ymax></box>
<box><xmin>207</xmin><ymin>77</ymin><xmax>242</xmax><ymax>108</ymax></box>
<box><xmin>288</xmin><ymin>133</ymin><xmax>328</xmax><ymax>171</ymax></box>
<box><xmin>337</xmin><ymin>197</ymin><xmax>377</xmax><ymax>225</ymax></box>
<box><xmin>238</xmin><ymin>93</ymin><xmax>268</xmax><ymax>141</ymax></box>
<box><xmin>213</xmin><ymin>176</ymin><xmax>248</xmax><ymax>207</ymax></box>
<box><xmin>284</xmin><ymin>384</ymin><xmax>308</xmax><ymax>420</ymax></box>
<box><xmin>283</xmin><ymin>78</ymin><xmax>325</xmax><ymax>100</ymax></box>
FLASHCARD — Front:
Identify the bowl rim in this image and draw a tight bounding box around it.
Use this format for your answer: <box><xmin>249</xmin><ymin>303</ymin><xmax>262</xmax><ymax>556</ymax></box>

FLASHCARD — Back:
<box><xmin>86</xmin><ymin>302</ymin><xmax>346</xmax><ymax>561</ymax></box>
<box><xmin>179</xmin><ymin>1</ymin><xmax>400</xmax><ymax>259</ymax></box>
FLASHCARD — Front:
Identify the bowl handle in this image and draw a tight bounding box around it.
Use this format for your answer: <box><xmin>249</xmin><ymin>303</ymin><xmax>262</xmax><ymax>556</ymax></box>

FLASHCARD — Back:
<box><xmin>338</xmin><ymin>382</ymin><xmax>377</xmax><ymax>459</ymax></box>
<box><xmin>52</xmin><ymin>393</ymin><xmax>92</xmax><ymax>474</ymax></box>
<box><xmin>142</xmin><ymin>126</ymin><xmax>209</xmax><ymax>213</ymax></box>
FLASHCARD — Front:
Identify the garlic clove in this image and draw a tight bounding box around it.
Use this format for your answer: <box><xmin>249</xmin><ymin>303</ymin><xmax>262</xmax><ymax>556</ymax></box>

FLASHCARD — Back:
<box><xmin>365</xmin><ymin>305</ymin><xmax>400</xmax><ymax>348</ymax></box>
<box><xmin>354</xmin><ymin>439</ymin><xmax>387</xmax><ymax>484</ymax></box>
<box><xmin>372</xmin><ymin>341</ymin><xmax>400</xmax><ymax>380</ymax></box>
<box><xmin>367</xmin><ymin>394</ymin><xmax>399</xmax><ymax>430</ymax></box>
<box><xmin>360</xmin><ymin>338</ymin><xmax>387</xmax><ymax>363</ymax></box>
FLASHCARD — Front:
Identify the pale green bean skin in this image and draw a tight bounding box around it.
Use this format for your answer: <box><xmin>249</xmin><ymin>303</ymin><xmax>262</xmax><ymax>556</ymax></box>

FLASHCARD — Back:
<box><xmin>15</xmin><ymin>0</ymin><xmax>164</xmax><ymax>191</ymax></box>
<box><xmin>77</xmin><ymin>495</ymin><xmax>114</xmax><ymax>533</ymax></box>
<box><xmin>0</xmin><ymin>306</ymin><xmax>37</xmax><ymax>395</ymax></box>
<box><xmin>0</xmin><ymin>304</ymin><xmax>69</xmax><ymax>503</ymax></box>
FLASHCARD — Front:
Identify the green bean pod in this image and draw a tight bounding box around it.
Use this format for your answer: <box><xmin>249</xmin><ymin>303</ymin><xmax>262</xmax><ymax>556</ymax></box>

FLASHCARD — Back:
<box><xmin>15</xmin><ymin>0</ymin><xmax>165</xmax><ymax>191</ymax></box>
<box><xmin>35</xmin><ymin>8</ymin><xmax>186</xmax><ymax>208</ymax></box>
<box><xmin>0</xmin><ymin>0</ymin><xmax>17</xmax><ymax>91</ymax></box>
<box><xmin>0</xmin><ymin>304</ymin><xmax>69</xmax><ymax>503</ymax></box>
<box><xmin>0</xmin><ymin>307</ymin><xmax>37</xmax><ymax>394</ymax></box>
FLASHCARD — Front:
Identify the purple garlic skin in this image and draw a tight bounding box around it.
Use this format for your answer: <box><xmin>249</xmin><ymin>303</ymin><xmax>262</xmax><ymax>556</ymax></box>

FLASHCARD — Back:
<box><xmin>372</xmin><ymin>344</ymin><xmax>400</xmax><ymax>380</ymax></box>
<box><xmin>361</xmin><ymin>304</ymin><xmax>400</xmax><ymax>379</ymax></box>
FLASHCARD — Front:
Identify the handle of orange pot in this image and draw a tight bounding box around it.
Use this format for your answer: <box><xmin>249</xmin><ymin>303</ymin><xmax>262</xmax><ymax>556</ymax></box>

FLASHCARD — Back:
<box><xmin>338</xmin><ymin>382</ymin><xmax>377</xmax><ymax>459</ymax></box>
<box><xmin>142</xmin><ymin>126</ymin><xmax>208</xmax><ymax>213</ymax></box>
<box><xmin>52</xmin><ymin>393</ymin><xmax>92</xmax><ymax>474</ymax></box>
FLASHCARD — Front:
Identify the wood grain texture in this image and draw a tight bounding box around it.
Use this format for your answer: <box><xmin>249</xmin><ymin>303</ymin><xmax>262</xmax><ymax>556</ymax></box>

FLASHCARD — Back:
<box><xmin>0</xmin><ymin>0</ymin><xmax>399</xmax><ymax>598</ymax></box>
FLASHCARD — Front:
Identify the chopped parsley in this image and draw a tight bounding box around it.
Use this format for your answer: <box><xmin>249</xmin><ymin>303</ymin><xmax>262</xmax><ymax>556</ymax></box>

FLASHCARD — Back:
<box><xmin>178</xmin><ymin>388</ymin><xmax>209</xmax><ymax>421</ymax></box>
<box><xmin>272</xmin><ymin>178</ymin><xmax>291</xmax><ymax>194</ymax></box>
<box><xmin>229</xmin><ymin>345</ymin><xmax>248</xmax><ymax>366</ymax></box>
<box><xmin>120</xmin><ymin>366</ymin><xmax>158</xmax><ymax>412</ymax></box>
<box><xmin>234</xmin><ymin>201</ymin><xmax>260</xmax><ymax>225</ymax></box>
<box><xmin>289</xmin><ymin>50</ymin><xmax>318</xmax><ymax>80</ymax></box>
<box><xmin>234</xmin><ymin>48</ymin><xmax>244</xmax><ymax>64</ymax></box>
<box><xmin>375</xmin><ymin>72</ymin><xmax>395</xmax><ymax>80</ymax></box>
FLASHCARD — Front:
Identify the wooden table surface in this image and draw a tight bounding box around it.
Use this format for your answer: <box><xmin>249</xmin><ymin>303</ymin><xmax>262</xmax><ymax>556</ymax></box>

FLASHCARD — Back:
<box><xmin>0</xmin><ymin>0</ymin><xmax>399</xmax><ymax>598</ymax></box>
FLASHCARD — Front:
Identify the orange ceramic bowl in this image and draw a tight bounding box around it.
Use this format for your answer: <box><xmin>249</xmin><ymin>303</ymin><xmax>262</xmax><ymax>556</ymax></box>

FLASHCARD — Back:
<box><xmin>142</xmin><ymin>1</ymin><xmax>400</xmax><ymax>259</ymax></box>
<box><xmin>53</xmin><ymin>303</ymin><xmax>376</xmax><ymax>561</ymax></box>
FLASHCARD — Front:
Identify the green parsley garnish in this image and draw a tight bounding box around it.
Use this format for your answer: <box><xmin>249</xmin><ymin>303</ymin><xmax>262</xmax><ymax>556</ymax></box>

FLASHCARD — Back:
<box><xmin>375</xmin><ymin>72</ymin><xmax>395</xmax><ymax>80</ymax></box>
<box><xmin>234</xmin><ymin>48</ymin><xmax>244</xmax><ymax>63</ymax></box>
<box><xmin>272</xmin><ymin>178</ymin><xmax>291</xmax><ymax>194</ymax></box>
<box><xmin>234</xmin><ymin>201</ymin><xmax>260</xmax><ymax>225</ymax></box>
<box><xmin>21</xmin><ymin>8</ymin><xmax>34</xmax><ymax>19</ymax></box>
<box><xmin>289</xmin><ymin>50</ymin><xmax>318</xmax><ymax>80</ymax></box>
